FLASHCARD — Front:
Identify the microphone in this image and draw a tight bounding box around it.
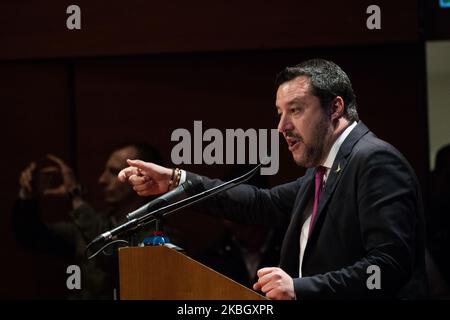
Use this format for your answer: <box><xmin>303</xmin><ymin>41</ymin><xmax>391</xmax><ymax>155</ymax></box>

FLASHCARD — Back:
<box><xmin>126</xmin><ymin>180</ymin><xmax>199</xmax><ymax>221</ymax></box>
<box><xmin>87</xmin><ymin>159</ymin><xmax>269</xmax><ymax>252</ymax></box>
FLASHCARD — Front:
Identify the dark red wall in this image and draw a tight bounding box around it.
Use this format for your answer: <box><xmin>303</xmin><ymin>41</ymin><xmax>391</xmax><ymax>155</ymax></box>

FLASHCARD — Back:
<box><xmin>1</xmin><ymin>1</ymin><xmax>419</xmax><ymax>59</ymax></box>
<box><xmin>0</xmin><ymin>1</ymin><xmax>430</xmax><ymax>299</ymax></box>
<box><xmin>0</xmin><ymin>63</ymin><xmax>73</xmax><ymax>298</ymax></box>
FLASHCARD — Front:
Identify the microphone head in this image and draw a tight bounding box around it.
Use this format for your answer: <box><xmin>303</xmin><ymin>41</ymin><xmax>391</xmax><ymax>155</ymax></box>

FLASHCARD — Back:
<box><xmin>260</xmin><ymin>156</ymin><xmax>272</xmax><ymax>166</ymax></box>
<box><xmin>126</xmin><ymin>177</ymin><xmax>204</xmax><ymax>221</ymax></box>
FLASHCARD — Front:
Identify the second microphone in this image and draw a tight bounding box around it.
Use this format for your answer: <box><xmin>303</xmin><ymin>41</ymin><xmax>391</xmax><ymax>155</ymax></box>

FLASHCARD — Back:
<box><xmin>126</xmin><ymin>178</ymin><xmax>201</xmax><ymax>221</ymax></box>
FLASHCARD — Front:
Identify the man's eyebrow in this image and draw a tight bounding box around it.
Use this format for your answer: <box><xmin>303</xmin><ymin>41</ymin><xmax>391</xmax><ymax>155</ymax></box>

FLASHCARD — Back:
<box><xmin>287</xmin><ymin>97</ymin><xmax>305</xmax><ymax>106</ymax></box>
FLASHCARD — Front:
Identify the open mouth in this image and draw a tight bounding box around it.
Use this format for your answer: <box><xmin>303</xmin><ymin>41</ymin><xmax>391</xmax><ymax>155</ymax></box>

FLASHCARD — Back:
<box><xmin>286</xmin><ymin>137</ymin><xmax>300</xmax><ymax>151</ymax></box>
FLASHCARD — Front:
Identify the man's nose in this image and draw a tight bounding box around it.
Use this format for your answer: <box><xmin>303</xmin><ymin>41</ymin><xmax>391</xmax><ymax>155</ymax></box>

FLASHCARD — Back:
<box><xmin>277</xmin><ymin>114</ymin><xmax>292</xmax><ymax>134</ymax></box>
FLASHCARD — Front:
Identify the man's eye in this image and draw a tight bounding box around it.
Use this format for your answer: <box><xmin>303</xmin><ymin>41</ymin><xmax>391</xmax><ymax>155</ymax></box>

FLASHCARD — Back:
<box><xmin>291</xmin><ymin>106</ymin><xmax>303</xmax><ymax>115</ymax></box>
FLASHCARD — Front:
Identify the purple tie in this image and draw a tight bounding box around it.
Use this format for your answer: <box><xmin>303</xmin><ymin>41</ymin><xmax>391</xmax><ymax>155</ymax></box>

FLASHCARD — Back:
<box><xmin>309</xmin><ymin>166</ymin><xmax>326</xmax><ymax>235</ymax></box>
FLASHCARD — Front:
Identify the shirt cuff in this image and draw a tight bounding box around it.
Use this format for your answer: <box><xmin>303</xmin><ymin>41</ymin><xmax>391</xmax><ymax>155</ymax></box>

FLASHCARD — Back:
<box><xmin>179</xmin><ymin>170</ymin><xmax>187</xmax><ymax>185</ymax></box>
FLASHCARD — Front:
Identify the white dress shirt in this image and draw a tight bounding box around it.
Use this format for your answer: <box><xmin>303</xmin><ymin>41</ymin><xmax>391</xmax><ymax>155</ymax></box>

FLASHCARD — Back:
<box><xmin>298</xmin><ymin>121</ymin><xmax>357</xmax><ymax>277</ymax></box>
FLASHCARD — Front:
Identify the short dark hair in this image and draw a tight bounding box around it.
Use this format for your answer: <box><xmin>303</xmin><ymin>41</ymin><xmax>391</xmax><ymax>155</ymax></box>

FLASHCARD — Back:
<box><xmin>275</xmin><ymin>59</ymin><xmax>359</xmax><ymax>122</ymax></box>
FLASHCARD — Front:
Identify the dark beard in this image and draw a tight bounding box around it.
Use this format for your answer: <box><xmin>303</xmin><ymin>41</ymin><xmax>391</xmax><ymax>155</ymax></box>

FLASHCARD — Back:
<box><xmin>295</xmin><ymin>116</ymin><xmax>330</xmax><ymax>168</ymax></box>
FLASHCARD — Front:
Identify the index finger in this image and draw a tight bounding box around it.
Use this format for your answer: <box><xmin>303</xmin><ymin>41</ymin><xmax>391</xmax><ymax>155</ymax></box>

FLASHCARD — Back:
<box><xmin>118</xmin><ymin>167</ymin><xmax>140</xmax><ymax>182</ymax></box>
<box><xmin>126</xmin><ymin>159</ymin><xmax>153</xmax><ymax>171</ymax></box>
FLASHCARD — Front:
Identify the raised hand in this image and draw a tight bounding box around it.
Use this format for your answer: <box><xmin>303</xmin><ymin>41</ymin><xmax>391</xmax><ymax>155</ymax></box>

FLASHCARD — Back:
<box><xmin>118</xmin><ymin>159</ymin><xmax>173</xmax><ymax>197</ymax></box>
<box><xmin>42</xmin><ymin>154</ymin><xmax>78</xmax><ymax>197</ymax></box>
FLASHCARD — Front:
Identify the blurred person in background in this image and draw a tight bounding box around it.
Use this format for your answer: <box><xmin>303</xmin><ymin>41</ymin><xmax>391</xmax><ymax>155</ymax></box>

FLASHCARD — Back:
<box><xmin>12</xmin><ymin>143</ymin><xmax>165</xmax><ymax>299</ymax></box>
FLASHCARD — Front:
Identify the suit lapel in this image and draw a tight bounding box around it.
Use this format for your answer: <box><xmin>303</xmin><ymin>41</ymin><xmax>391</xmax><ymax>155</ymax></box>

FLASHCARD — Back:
<box><xmin>281</xmin><ymin>122</ymin><xmax>371</xmax><ymax>275</ymax></box>
<box><xmin>279</xmin><ymin>169</ymin><xmax>314</xmax><ymax>276</ymax></box>
<box><xmin>290</xmin><ymin>170</ymin><xmax>315</xmax><ymax>230</ymax></box>
<box><xmin>308</xmin><ymin>157</ymin><xmax>348</xmax><ymax>236</ymax></box>
<box><xmin>307</xmin><ymin>122</ymin><xmax>370</xmax><ymax>240</ymax></box>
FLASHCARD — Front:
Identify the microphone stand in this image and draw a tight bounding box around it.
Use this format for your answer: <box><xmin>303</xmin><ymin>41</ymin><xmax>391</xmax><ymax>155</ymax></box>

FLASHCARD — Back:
<box><xmin>133</xmin><ymin>161</ymin><xmax>264</xmax><ymax>229</ymax></box>
<box><xmin>86</xmin><ymin>162</ymin><xmax>264</xmax><ymax>258</ymax></box>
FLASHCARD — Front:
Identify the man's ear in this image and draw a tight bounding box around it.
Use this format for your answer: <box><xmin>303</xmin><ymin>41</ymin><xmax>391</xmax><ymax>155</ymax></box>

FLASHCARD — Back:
<box><xmin>330</xmin><ymin>96</ymin><xmax>345</xmax><ymax>121</ymax></box>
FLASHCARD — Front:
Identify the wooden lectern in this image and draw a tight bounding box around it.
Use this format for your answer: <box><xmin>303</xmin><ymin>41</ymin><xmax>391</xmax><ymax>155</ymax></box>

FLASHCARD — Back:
<box><xmin>119</xmin><ymin>245</ymin><xmax>266</xmax><ymax>300</ymax></box>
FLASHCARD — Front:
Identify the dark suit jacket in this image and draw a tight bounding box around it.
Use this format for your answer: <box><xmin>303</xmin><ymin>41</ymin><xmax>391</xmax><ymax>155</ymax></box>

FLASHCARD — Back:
<box><xmin>188</xmin><ymin>122</ymin><xmax>428</xmax><ymax>299</ymax></box>
<box><xmin>195</xmin><ymin>227</ymin><xmax>285</xmax><ymax>288</ymax></box>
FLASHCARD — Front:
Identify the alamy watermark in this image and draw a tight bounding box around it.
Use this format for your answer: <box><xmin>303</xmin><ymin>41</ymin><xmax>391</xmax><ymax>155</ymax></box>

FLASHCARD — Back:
<box><xmin>366</xmin><ymin>5</ymin><xmax>381</xmax><ymax>30</ymax></box>
<box><xmin>366</xmin><ymin>265</ymin><xmax>381</xmax><ymax>290</ymax></box>
<box><xmin>66</xmin><ymin>265</ymin><xmax>81</xmax><ymax>290</ymax></box>
<box><xmin>66</xmin><ymin>5</ymin><xmax>81</xmax><ymax>30</ymax></box>
<box><xmin>170</xmin><ymin>121</ymin><xmax>279</xmax><ymax>175</ymax></box>
<box><xmin>65</xmin><ymin>5</ymin><xmax>382</xmax><ymax>31</ymax></box>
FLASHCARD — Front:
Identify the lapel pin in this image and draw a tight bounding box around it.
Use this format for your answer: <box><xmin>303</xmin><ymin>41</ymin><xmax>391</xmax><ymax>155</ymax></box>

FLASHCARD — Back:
<box><xmin>334</xmin><ymin>163</ymin><xmax>341</xmax><ymax>173</ymax></box>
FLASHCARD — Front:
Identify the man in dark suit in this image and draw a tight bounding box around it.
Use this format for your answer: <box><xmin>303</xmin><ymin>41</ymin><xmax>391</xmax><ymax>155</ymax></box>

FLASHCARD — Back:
<box><xmin>118</xmin><ymin>59</ymin><xmax>427</xmax><ymax>299</ymax></box>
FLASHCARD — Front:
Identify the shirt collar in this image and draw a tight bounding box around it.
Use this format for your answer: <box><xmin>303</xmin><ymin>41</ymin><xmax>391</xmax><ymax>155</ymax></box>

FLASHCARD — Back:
<box><xmin>322</xmin><ymin>121</ymin><xmax>357</xmax><ymax>170</ymax></box>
